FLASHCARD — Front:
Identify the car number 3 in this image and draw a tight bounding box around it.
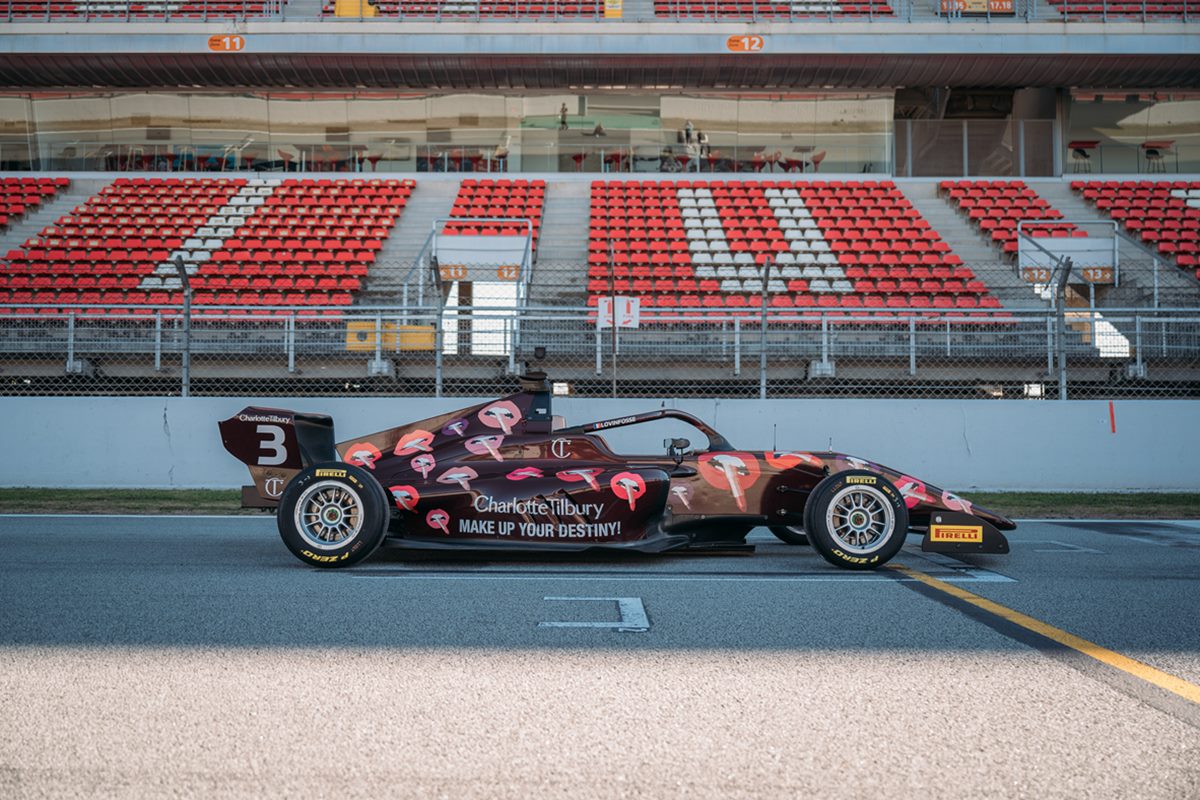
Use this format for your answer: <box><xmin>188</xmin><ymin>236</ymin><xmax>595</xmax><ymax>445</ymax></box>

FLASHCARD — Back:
<box><xmin>256</xmin><ymin>424</ymin><xmax>288</xmax><ymax>465</ymax></box>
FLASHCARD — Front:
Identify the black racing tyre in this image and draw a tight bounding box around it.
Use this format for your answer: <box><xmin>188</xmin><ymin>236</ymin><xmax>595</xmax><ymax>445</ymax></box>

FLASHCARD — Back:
<box><xmin>276</xmin><ymin>462</ymin><xmax>391</xmax><ymax>568</ymax></box>
<box><xmin>803</xmin><ymin>470</ymin><xmax>908</xmax><ymax>571</ymax></box>
<box><xmin>768</xmin><ymin>525</ymin><xmax>810</xmax><ymax>546</ymax></box>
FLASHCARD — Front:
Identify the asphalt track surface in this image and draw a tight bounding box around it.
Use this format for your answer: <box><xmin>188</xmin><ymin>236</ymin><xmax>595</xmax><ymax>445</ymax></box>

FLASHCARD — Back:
<box><xmin>2</xmin><ymin>516</ymin><xmax>1199</xmax><ymax>799</ymax></box>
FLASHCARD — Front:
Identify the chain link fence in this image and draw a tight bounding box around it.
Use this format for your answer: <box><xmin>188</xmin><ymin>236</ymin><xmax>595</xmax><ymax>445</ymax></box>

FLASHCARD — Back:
<box><xmin>1</xmin><ymin>257</ymin><xmax>1198</xmax><ymax>399</ymax></box>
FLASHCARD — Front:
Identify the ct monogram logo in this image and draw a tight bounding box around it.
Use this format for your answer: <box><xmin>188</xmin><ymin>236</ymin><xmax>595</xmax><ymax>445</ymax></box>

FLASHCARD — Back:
<box><xmin>264</xmin><ymin>476</ymin><xmax>286</xmax><ymax>498</ymax></box>
<box><xmin>551</xmin><ymin>438</ymin><xmax>572</xmax><ymax>459</ymax></box>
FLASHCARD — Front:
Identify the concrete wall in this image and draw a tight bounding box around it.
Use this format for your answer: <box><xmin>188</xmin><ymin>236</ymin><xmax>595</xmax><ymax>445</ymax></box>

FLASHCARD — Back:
<box><xmin>3</xmin><ymin>397</ymin><xmax>1197</xmax><ymax>491</ymax></box>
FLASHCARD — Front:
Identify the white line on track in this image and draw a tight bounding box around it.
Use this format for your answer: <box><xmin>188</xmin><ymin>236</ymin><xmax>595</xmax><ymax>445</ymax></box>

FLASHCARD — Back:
<box><xmin>347</xmin><ymin>573</ymin><xmax>1010</xmax><ymax>584</ymax></box>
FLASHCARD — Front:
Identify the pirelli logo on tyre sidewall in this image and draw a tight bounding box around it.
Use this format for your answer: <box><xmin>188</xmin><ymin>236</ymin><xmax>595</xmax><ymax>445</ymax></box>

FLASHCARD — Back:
<box><xmin>844</xmin><ymin>476</ymin><xmax>876</xmax><ymax>485</ymax></box>
<box><xmin>315</xmin><ymin>468</ymin><xmax>347</xmax><ymax>478</ymax></box>
<box><xmin>930</xmin><ymin>524</ymin><xmax>984</xmax><ymax>543</ymax></box>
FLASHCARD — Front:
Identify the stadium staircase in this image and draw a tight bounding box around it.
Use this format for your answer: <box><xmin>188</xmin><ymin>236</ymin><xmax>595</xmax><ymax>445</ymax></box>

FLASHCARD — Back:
<box><xmin>528</xmin><ymin>180</ymin><xmax>591</xmax><ymax>306</ymax></box>
<box><xmin>621</xmin><ymin>0</ymin><xmax>657</xmax><ymax>19</ymax></box>
<box><xmin>901</xmin><ymin>181</ymin><xmax>1034</xmax><ymax>309</ymax></box>
<box><xmin>363</xmin><ymin>179</ymin><xmax>460</xmax><ymax>301</ymax></box>
<box><xmin>0</xmin><ymin>180</ymin><xmax>102</xmax><ymax>257</ymax></box>
<box><xmin>1042</xmin><ymin>181</ymin><xmax>1200</xmax><ymax>307</ymax></box>
<box><xmin>284</xmin><ymin>0</ymin><xmax>324</xmax><ymax>17</ymax></box>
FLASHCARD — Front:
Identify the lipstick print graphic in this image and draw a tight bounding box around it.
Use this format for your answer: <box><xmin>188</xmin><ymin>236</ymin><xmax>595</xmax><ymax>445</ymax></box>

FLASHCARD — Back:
<box><xmin>441</xmin><ymin>418</ymin><xmax>469</xmax><ymax>437</ymax></box>
<box><xmin>843</xmin><ymin>456</ymin><xmax>873</xmax><ymax>471</ymax></box>
<box><xmin>941</xmin><ymin>490</ymin><xmax>974</xmax><ymax>514</ymax></box>
<box><xmin>387</xmin><ymin>484</ymin><xmax>420</xmax><ymax>512</ymax></box>
<box><xmin>343</xmin><ymin>442</ymin><xmax>382</xmax><ymax>470</ymax></box>
<box><xmin>464</xmin><ymin>434</ymin><xmax>505</xmax><ymax>462</ymax></box>
<box><xmin>556</xmin><ymin>467</ymin><xmax>603</xmax><ymax>491</ymax></box>
<box><xmin>426</xmin><ymin>509</ymin><xmax>450</xmax><ymax>535</ymax></box>
<box><xmin>436</xmin><ymin>466</ymin><xmax>478</xmax><ymax>492</ymax></box>
<box><xmin>410</xmin><ymin>453</ymin><xmax>436</xmax><ymax>480</ymax></box>
<box><xmin>669</xmin><ymin>483</ymin><xmax>694</xmax><ymax>510</ymax></box>
<box><xmin>394</xmin><ymin>429</ymin><xmax>434</xmax><ymax>456</ymax></box>
<box><xmin>610</xmin><ymin>471</ymin><xmax>646</xmax><ymax>512</ymax></box>
<box><xmin>506</xmin><ymin>466</ymin><xmax>544</xmax><ymax>481</ymax></box>
<box><xmin>765</xmin><ymin>451</ymin><xmax>824</xmax><ymax>470</ymax></box>
<box><xmin>698</xmin><ymin>452</ymin><xmax>762</xmax><ymax>512</ymax></box>
<box><xmin>477</xmin><ymin>400</ymin><xmax>522</xmax><ymax>435</ymax></box>
<box><xmin>895</xmin><ymin>475</ymin><xmax>933</xmax><ymax>510</ymax></box>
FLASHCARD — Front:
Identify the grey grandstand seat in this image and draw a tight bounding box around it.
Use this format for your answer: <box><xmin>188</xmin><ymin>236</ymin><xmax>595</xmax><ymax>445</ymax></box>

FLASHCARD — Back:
<box><xmin>802</xmin><ymin>265</ymin><xmax>824</xmax><ymax>279</ymax></box>
<box><xmin>720</xmin><ymin>279</ymin><xmax>742</xmax><ymax>292</ymax></box>
<box><xmin>695</xmin><ymin>265</ymin><xmax>717</xmax><ymax>278</ymax></box>
<box><xmin>808</xmin><ymin>278</ymin><xmax>832</xmax><ymax>292</ymax></box>
<box><xmin>831</xmin><ymin>279</ymin><xmax>854</xmax><ymax>293</ymax></box>
<box><xmin>716</xmin><ymin>265</ymin><xmax>738</xmax><ymax>279</ymax></box>
<box><xmin>733</xmin><ymin>253</ymin><xmax>755</xmax><ymax>265</ymax></box>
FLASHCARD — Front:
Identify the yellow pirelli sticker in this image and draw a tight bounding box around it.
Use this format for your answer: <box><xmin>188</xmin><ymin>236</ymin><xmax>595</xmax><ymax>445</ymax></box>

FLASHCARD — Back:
<box><xmin>930</xmin><ymin>524</ymin><xmax>984</xmax><ymax>543</ymax></box>
<box><xmin>315</xmin><ymin>468</ymin><xmax>347</xmax><ymax>478</ymax></box>
<box><xmin>845</xmin><ymin>476</ymin><xmax>876</xmax><ymax>485</ymax></box>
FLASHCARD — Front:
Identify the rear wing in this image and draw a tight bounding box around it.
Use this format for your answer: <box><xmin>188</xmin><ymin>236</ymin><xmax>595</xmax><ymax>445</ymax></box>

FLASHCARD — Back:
<box><xmin>218</xmin><ymin>406</ymin><xmax>337</xmax><ymax>506</ymax></box>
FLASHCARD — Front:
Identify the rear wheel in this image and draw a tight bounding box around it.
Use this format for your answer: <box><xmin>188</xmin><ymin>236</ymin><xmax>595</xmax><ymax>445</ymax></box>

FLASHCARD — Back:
<box><xmin>768</xmin><ymin>525</ymin><xmax>809</xmax><ymax>546</ymax></box>
<box><xmin>803</xmin><ymin>470</ymin><xmax>908</xmax><ymax>570</ymax></box>
<box><xmin>276</xmin><ymin>462</ymin><xmax>390</xmax><ymax>568</ymax></box>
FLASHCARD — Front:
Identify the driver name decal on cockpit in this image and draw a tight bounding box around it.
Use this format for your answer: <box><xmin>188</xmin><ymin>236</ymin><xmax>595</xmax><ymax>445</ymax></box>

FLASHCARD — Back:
<box><xmin>594</xmin><ymin>416</ymin><xmax>637</xmax><ymax>430</ymax></box>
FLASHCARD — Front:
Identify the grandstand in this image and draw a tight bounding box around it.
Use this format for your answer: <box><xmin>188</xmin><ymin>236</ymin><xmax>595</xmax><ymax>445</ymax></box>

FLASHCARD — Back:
<box><xmin>0</xmin><ymin>8</ymin><xmax>1196</xmax><ymax>397</ymax></box>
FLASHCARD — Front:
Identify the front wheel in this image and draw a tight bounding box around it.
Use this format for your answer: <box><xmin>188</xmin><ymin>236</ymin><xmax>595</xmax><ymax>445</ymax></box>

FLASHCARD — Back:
<box><xmin>768</xmin><ymin>525</ymin><xmax>809</xmax><ymax>546</ymax></box>
<box><xmin>803</xmin><ymin>470</ymin><xmax>908</xmax><ymax>570</ymax></box>
<box><xmin>276</xmin><ymin>462</ymin><xmax>391</xmax><ymax>568</ymax></box>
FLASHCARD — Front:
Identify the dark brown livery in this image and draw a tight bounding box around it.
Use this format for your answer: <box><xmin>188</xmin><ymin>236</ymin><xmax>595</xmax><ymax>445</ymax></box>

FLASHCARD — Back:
<box><xmin>220</xmin><ymin>374</ymin><xmax>1014</xmax><ymax>570</ymax></box>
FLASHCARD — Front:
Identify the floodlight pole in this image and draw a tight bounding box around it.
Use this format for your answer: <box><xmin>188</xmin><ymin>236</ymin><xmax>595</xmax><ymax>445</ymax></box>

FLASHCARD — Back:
<box><xmin>174</xmin><ymin>255</ymin><xmax>192</xmax><ymax>398</ymax></box>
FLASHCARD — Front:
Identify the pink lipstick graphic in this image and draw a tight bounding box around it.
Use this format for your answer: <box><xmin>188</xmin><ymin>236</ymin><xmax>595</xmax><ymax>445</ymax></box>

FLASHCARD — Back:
<box><xmin>410</xmin><ymin>453</ymin><xmax>436</xmax><ymax>480</ymax></box>
<box><xmin>343</xmin><ymin>442</ymin><xmax>381</xmax><ymax>470</ymax></box>
<box><xmin>477</xmin><ymin>400</ymin><xmax>522</xmax><ymax>435</ymax></box>
<box><xmin>387</xmin><ymin>484</ymin><xmax>420</xmax><ymax>512</ymax></box>
<box><xmin>436</xmin><ymin>466</ymin><xmax>479</xmax><ymax>492</ymax></box>
<box><xmin>557</xmin><ymin>467</ymin><xmax>603</xmax><ymax>491</ymax></box>
<box><xmin>610</xmin><ymin>471</ymin><xmax>647</xmax><ymax>511</ymax></box>
<box><xmin>394</xmin><ymin>429</ymin><xmax>434</xmax><ymax>456</ymax></box>
<box><xmin>465</xmin><ymin>434</ymin><xmax>505</xmax><ymax>462</ymax></box>
<box><xmin>506</xmin><ymin>466</ymin><xmax>544</xmax><ymax>481</ymax></box>
<box><xmin>426</xmin><ymin>509</ymin><xmax>450</xmax><ymax>535</ymax></box>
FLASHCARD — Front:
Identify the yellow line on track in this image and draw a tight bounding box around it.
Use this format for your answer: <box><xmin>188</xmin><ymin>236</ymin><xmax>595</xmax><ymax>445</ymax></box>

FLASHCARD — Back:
<box><xmin>889</xmin><ymin>564</ymin><xmax>1200</xmax><ymax>706</ymax></box>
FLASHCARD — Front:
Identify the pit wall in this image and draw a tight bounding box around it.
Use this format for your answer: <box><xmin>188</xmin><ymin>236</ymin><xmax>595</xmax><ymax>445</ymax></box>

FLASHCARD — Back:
<box><xmin>3</xmin><ymin>397</ymin><xmax>1197</xmax><ymax>491</ymax></box>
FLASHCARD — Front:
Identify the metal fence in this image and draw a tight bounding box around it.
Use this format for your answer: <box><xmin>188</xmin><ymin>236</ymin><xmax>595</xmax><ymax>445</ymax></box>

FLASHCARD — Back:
<box><xmin>1</xmin><ymin>302</ymin><xmax>1197</xmax><ymax>399</ymax></box>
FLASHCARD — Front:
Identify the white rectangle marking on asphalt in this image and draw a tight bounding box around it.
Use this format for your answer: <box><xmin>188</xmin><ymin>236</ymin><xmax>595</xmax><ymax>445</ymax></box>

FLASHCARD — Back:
<box><xmin>538</xmin><ymin>596</ymin><xmax>649</xmax><ymax>632</ymax></box>
<box><xmin>901</xmin><ymin>549</ymin><xmax>1017</xmax><ymax>583</ymax></box>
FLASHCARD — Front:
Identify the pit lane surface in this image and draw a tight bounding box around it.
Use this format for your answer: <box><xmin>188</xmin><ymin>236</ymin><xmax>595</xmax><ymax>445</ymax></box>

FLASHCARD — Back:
<box><xmin>1</xmin><ymin>516</ymin><xmax>1198</xmax><ymax>799</ymax></box>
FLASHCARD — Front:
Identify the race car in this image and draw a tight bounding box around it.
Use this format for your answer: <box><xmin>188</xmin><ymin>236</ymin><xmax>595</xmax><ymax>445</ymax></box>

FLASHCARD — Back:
<box><xmin>219</xmin><ymin>373</ymin><xmax>1013</xmax><ymax>571</ymax></box>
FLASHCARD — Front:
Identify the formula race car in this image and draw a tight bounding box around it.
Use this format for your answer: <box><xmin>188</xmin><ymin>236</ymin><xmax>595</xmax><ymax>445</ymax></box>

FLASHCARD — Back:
<box><xmin>219</xmin><ymin>374</ymin><xmax>1014</xmax><ymax>571</ymax></box>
